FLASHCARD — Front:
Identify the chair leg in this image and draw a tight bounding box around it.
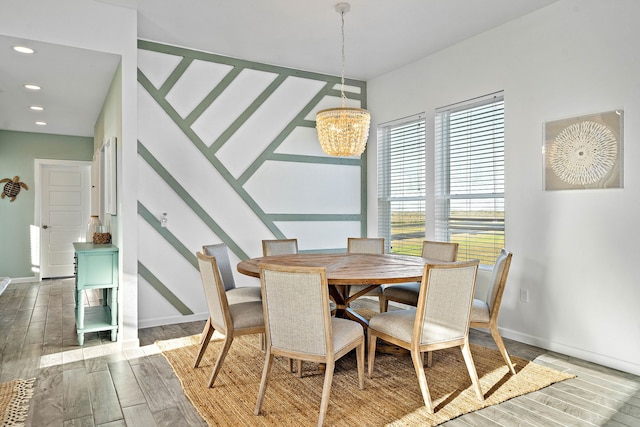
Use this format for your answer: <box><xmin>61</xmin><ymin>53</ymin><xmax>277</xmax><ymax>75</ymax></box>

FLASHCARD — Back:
<box><xmin>411</xmin><ymin>349</ymin><xmax>433</xmax><ymax>413</ymax></box>
<box><xmin>199</xmin><ymin>318</ymin><xmax>211</xmax><ymax>344</ymax></box>
<box><xmin>318</xmin><ymin>360</ymin><xmax>335</xmax><ymax>427</ymax></box>
<box><xmin>490</xmin><ymin>325</ymin><xmax>516</xmax><ymax>375</ymax></box>
<box><xmin>288</xmin><ymin>358</ymin><xmax>294</xmax><ymax>373</ymax></box>
<box><xmin>356</xmin><ymin>340</ymin><xmax>365</xmax><ymax>390</ymax></box>
<box><xmin>254</xmin><ymin>350</ymin><xmax>274</xmax><ymax>416</ymax></box>
<box><xmin>460</xmin><ymin>339</ymin><xmax>484</xmax><ymax>402</ymax></box>
<box><xmin>193</xmin><ymin>319</ymin><xmax>215</xmax><ymax>368</ymax></box>
<box><xmin>367</xmin><ymin>334</ymin><xmax>378</xmax><ymax>378</ymax></box>
<box><xmin>424</xmin><ymin>351</ymin><xmax>433</xmax><ymax>368</ymax></box>
<box><xmin>381</xmin><ymin>297</ymin><xmax>389</xmax><ymax>313</ymax></box>
<box><xmin>297</xmin><ymin>359</ymin><xmax>303</xmax><ymax>378</ymax></box>
<box><xmin>207</xmin><ymin>334</ymin><xmax>234</xmax><ymax>387</ymax></box>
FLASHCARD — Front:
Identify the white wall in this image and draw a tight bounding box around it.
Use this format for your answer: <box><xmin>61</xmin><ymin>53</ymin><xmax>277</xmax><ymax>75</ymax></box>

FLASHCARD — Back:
<box><xmin>1</xmin><ymin>0</ymin><xmax>140</xmax><ymax>347</ymax></box>
<box><xmin>367</xmin><ymin>0</ymin><xmax>640</xmax><ymax>375</ymax></box>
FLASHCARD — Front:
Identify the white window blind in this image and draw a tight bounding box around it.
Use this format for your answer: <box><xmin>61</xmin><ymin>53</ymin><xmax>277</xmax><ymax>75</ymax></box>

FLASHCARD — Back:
<box><xmin>435</xmin><ymin>93</ymin><xmax>504</xmax><ymax>265</ymax></box>
<box><xmin>378</xmin><ymin>114</ymin><xmax>426</xmax><ymax>255</ymax></box>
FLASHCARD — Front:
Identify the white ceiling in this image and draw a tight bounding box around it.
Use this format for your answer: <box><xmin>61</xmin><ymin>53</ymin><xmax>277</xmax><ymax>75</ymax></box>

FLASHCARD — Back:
<box><xmin>1</xmin><ymin>0</ymin><xmax>559</xmax><ymax>137</ymax></box>
<box><xmin>0</xmin><ymin>36</ymin><xmax>121</xmax><ymax>137</ymax></box>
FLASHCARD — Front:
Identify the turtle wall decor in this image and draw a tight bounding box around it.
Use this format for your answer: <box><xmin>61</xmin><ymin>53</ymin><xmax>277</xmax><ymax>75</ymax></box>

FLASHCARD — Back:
<box><xmin>1</xmin><ymin>176</ymin><xmax>29</xmax><ymax>202</ymax></box>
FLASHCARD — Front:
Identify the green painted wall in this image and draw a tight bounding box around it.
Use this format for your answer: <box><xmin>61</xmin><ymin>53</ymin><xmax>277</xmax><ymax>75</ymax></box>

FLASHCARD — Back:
<box><xmin>0</xmin><ymin>130</ymin><xmax>93</xmax><ymax>278</ymax></box>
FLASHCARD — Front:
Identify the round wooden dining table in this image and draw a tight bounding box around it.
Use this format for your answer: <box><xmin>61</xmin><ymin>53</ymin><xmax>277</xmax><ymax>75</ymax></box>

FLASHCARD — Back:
<box><xmin>237</xmin><ymin>252</ymin><xmax>429</xmax><ymax>328</ymax></box>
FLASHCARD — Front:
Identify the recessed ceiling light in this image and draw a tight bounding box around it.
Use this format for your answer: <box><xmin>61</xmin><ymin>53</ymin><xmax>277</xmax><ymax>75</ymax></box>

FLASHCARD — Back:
<box><xmin>13</xmin><ymin>46</ymin><xmax>35</xmax><ymax>54</ymax></box>
<box><xmin>35</xmin><ymin>121</ymin><xmax>47</xmax><ymax>126</ymax></box>
<box><xmin>30</xmin><ymin>105</ymin><xmax>45</xmax><ymax>111</ymax></box>
<box><xmin>24</xmin><ymin>84</ymin><xmax>41</xmax><ymax>90</ymax></box>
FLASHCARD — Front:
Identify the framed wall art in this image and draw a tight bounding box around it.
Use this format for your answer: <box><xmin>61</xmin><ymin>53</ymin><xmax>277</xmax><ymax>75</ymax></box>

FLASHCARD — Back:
<box><xmin>543</xmin><ymin>110</ymin><xmax>623</xmax><ymax>191</ymax></box>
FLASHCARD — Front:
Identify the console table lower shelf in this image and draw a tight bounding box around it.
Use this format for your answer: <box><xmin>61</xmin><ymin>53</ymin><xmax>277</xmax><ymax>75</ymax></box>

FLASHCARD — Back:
<box><xmin>75</xmin><ymin>302</ymin><xmax>118</xmax><ymax>346</ymax></box>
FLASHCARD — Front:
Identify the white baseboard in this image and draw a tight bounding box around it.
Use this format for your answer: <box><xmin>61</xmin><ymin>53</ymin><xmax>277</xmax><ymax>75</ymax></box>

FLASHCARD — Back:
<box><xmin>8</xmin><ymin>276</ymin><xmax>37</xmax><ymax>284</ymax></box>
<box><xmin>120</xmin><ymin>338</ymin><xmax>141</xmax><ymax>350</ymax></box>
<box><xmin>138</xmin><ymin>312</ymin><xmax>209</xmax><ymax>329</ymax></box>
<box><xmin>500</xmin><ymin>327</ymin><xmax>640</xmax><ymax>376</ymax></box>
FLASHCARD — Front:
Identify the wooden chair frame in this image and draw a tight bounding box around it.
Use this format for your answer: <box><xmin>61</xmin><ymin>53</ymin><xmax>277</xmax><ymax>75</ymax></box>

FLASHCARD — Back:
<box><xmin>194</xmin><ymin>251</ymin><xmax>265</xmax><ymax>387</ymax></box>
<box><xmin>255</xmin><ymin>263</ymin><xmax>365</xmax><ymax>426</ymax></box>
<box><xmin>470</xmin><ymin>249</ymin><xmax>516</xmax><ymax>374</ymax></box>
<box><xmin>368</xmin><ymin>260</ymin><xmax>482</xmax><ymax>413</ymax></box>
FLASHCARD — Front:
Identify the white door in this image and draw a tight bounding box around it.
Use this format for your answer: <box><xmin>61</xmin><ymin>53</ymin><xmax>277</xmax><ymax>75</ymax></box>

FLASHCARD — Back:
<box><xmin>38</xmin><ymin>161</ymin><xmax>91</xmax><ymax>279</ymax></box>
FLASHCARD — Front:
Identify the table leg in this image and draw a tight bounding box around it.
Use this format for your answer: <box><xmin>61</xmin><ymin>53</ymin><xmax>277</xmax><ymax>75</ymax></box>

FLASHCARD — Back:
<box><xmin>328</xmin><ymin>285</ymin><xmax>347</xmax><ymax>317</ymax></box>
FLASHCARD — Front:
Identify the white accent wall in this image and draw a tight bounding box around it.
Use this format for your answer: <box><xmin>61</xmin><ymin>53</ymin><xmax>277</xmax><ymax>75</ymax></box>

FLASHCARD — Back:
<box><xmin>367</xmin><ymin>0</ymin><xmax>640</xmax><ymax>375</ymax></box>
<box><xmin>136</xmin><ymin>43</ymin><xmax>367</xmax><ymax>328</ymax></box>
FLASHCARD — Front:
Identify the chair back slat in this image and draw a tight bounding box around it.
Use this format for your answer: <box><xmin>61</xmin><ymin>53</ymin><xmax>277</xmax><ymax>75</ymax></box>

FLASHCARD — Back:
<box><xmin>421</xmin><ymin>240</ymin><xmax>459</xmax><ymax>262</ymax></box>
<box><xmin>262</xmin><ymin>239</ymin><xmax>299</xmax><ymax>256</ymax></box>
<box><xmin>197</xmin><ymin>252</ymin><xmax>230</xmax><ymax>331</ymax></box>
<box><xmin>260</xmin><ymin>265</ymin><xmax>330</xmax><ymax>356</ymax></box>
<box><xmin>347</xmin><ymin>237</ymin><xmax>384</xmax><ymax>254</ymax></box>
<box><xmin>203</xmin><ymin>243</ymin><xmax>236</xmax><ymax>291</ymax></box>
<box><xmin>416</xmin><ymin>261</ymin><xmax>478</xmax><ymax>345</ymax></box>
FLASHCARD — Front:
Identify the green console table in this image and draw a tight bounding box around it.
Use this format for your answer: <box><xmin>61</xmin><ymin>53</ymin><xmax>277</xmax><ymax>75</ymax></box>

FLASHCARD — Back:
<box><xmin>73</xmin><ymin>242</ymin><xmax>119</xmax><ymax>345</ymax></box>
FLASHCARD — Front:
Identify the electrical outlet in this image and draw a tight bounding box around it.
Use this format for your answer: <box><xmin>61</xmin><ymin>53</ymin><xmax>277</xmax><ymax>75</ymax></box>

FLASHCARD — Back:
<box><xmin>520</xmin><ymin>288</ymin><xmax>529</xmax><ymax>303</ymax></box>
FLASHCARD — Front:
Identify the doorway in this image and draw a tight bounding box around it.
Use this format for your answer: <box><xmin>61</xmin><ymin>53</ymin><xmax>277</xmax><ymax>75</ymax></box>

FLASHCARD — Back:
<box><xmin>35</xmin><ymin>159</ymin><xmax>91</xmax><ymax>279</ymax></box>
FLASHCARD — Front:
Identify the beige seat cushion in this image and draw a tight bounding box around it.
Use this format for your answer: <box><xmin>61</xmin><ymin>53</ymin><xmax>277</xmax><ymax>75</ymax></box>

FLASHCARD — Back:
<box><xmin>331</xmin><ymin>317</ymin><xmax>364</xmax><ymax>353</ymax></box>
<box><xmin>470</xmin><ymin>298</ymin><xmax>490</xmax><ymax>323</ymax></box>
<box><xmin>382</xmin><ymin>282</ymin><xmax>420</xmax><ymax>305</ymax></box>
<box><xmin>228</xmin><ymin>301</ymin><xmax>265</xmax><ymax>329</ymax></box>
<box><xmin>368</xmin><ymin>309</ymin><xmax>416</xmax><ymax>343</ymax></box>
<box><xmin>226</xmin><ymin>286</ymin><xmax>262</xmax><ymax>305</ymax></box>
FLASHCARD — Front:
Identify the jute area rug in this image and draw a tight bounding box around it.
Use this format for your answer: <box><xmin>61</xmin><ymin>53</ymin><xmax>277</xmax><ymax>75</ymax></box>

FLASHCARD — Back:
<box><xmin>0</xmin><ymin>378</ymin><xmax>35</xmax><ymax>427</ymax></box>
<box><xmin>158</xmin><ymin>330</ymin><xmax>574</xmax><ymax>426</ymax></box>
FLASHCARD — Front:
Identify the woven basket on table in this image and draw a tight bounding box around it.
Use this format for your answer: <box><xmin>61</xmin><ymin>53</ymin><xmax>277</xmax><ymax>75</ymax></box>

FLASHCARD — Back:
<box><xmin>93</xmin><ymin>233</ymin><xmax>112</xmax><ymax>244</ymax></box>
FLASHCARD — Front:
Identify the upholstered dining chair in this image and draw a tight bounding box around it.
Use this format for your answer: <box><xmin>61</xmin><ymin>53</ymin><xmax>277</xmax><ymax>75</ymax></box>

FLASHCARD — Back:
<box><xmin>380</xmin><ymin>240</ymin><xmax>459</xmax><ymax>312</ymax></box>
<box><xmin>367</xmin><ymin>260</ymin><xmax>482</xmax><ymax>414</ymax></box>
<box><xmin>194</xmin><ymin>244</ymin><xmax>263</xmax><ymax>371</ymax></box>
<box><xmin>194</xmin><ymin>251</ymin><xmax>265</xmax><ymax>387</ymax></box>
<box><xmin>262</xmin><ymin>238</ymin><xmax>298</xmax><ymax>256</ymax></box>
<box><xmin>261</xmin><ymin>238</ymin><xmax>301</xmax><ymax>373</ymax></box>
<box><xmin>347</xmin><ymin>237</ymin><xmax>385</xmax><ymax>312</ymax></box>
<box><xmin>470</xmin><ymin>248</ymin><xmax>516</xmax><ymax>375</ymax></box>
<box><xmin>255</xmin><ymin>263</ymin><xmax>365</xmax><ymax>426</ymax></box>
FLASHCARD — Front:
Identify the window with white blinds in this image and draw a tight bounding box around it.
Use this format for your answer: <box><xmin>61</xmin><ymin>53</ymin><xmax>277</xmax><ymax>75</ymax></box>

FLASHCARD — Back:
<box><xmin>435</xmin><ymin>93</ymin><xmax>504</xmax><ymax>266</ymax></box>
<box><xmin>378</xmin><ymin>114</ymin><xmax>426</xmax><ymax>255</ymax></box>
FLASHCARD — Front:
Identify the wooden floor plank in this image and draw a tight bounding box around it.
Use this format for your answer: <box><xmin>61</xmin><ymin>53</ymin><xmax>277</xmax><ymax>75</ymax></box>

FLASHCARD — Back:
<box><xmin>152</xmin><ymin>406</ymin><xmax>193</xmax><ymax>427</ymax></box>
<box><xmin>471</xmin><ymin>405</ymin><xmax>538</xmax><ymax>426</ymax></box>
<box><xmin>488</xmin><ymin>400</ymin><xmax>565</xmax><ymax>426</ymax></box>
<box><xmin>131</xmin><ymin>361</ymin><xmax>177</xmax><ymax>413</ymax></box>
<box><xmin>62</xmin><ymin>415</ymin><xmax>95</xmax><ymax>427</ymax></box>
<box><xmin>88</xmin><ymin>369</ymin><xmax>124</xmax><ymax>425</ymax></box>
<box><xmin>444</xmin><ymin>410</ymin><xmax>503</xmax><ymax>426</ymax></box>
<box><xmin>63</xmin><ymin>367</ymin><xmax>93</xmax><ymax>421</ymax></box>
<box><xmin>108</xmin><ymin>359</ymin><xmax>147</xmax><ymax>408</ymax></box>
<box><xmin>537</xmin><ymin>385</ymin><xmax>627</xmax><ymax>424</ymax></box>
<box><xmin>122</xmin><ymin>403</ymin><xmax>158</xmax><ymax>427</ymax></box>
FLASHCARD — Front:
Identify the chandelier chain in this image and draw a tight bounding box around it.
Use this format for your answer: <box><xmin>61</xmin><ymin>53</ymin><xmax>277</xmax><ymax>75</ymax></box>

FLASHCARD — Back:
<box><xmin>340</xmin><ymin>9</ymin><xmax>346</xmax><ymax>107</ymax></box>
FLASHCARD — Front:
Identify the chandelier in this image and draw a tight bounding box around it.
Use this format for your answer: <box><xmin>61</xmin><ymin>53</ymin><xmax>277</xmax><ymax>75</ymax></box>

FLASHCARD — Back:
<box><xmin>316</xmin><ymin>3</ymin><xmax>371</xmax><ymax>157</ymax></box>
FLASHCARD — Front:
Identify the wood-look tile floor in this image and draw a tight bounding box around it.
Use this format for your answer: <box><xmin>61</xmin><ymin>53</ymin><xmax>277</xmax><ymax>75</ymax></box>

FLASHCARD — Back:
<box><xmin>1</xmin><ymin>278</ymin><xmax>638</xmax><ymax>426</ymax></box>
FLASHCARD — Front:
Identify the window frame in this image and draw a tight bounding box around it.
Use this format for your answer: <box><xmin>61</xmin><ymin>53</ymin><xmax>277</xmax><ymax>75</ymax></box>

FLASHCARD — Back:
<box><xmin>377</xmin><ymin>114</ymin><xmax>426</xmax><ymax>256</ymax></box>
<box><xmin>434</xmin><ymin>93</ymin><xmax>505</xmax><ymax>266</ymax></box>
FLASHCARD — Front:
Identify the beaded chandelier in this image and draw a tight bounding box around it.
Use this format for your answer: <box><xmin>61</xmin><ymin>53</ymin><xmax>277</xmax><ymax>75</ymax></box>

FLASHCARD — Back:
<box><xmin>316</xmin><ymin>3</ymin><xmax>371</xmax><ymax>157</ymax></box>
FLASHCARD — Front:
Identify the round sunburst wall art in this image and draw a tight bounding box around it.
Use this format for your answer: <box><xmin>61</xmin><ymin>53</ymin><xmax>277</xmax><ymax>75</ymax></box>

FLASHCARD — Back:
<box><xmin>548</xmin><ymin>120</ymin><xmax>617</xmax><ymax>185</ymax></box>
